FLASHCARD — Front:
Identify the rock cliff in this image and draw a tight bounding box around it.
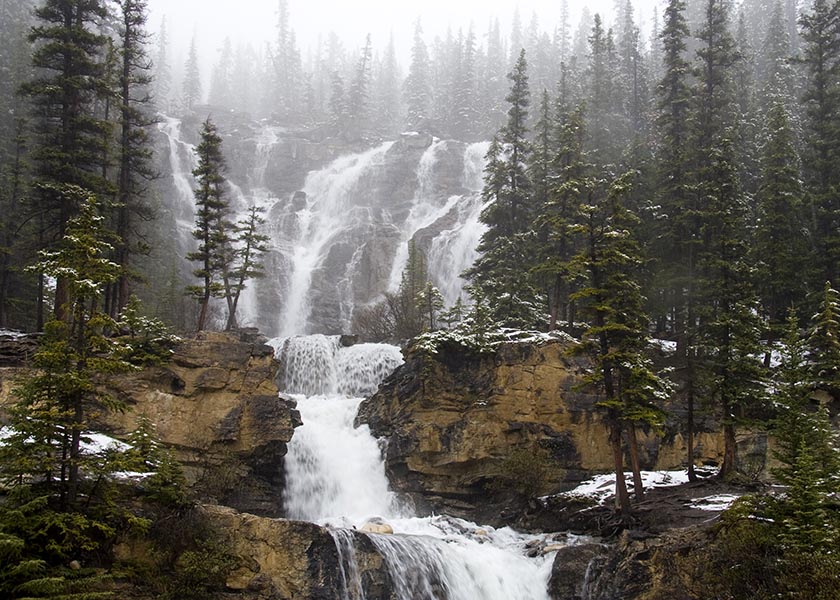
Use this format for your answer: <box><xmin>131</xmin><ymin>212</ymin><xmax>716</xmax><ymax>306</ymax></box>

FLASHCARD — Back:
<box><xmin>101</xmin><ymin>331</ymin><xmax>300</xmax><ymax>517</ymax></box>
<box><xmin>357</xmin><ymin>338</ymin><xmax>760</xmax><ymax>520</ymax></box>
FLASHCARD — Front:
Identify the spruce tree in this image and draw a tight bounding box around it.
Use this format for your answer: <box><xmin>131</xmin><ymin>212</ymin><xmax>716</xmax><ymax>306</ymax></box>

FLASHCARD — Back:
<box><xmin>692</xmin><ymin>0</ymin><xmax>766</xmax><ymax>478</ymax></box>
<box><xmin>467</xmin><ymin>50</ymin><xmax>543</xmax><ymax>327</ymax></box>
<box><xmin>753</xmin><ymin>102</ymin><xmax>809</xmax><ymax>336</ymax></box>
<box><xmin>570</xmin><ymin>172</ymin><xmax>668</xmax><ymax>513</ymax></box>
<box><xmin>23</xmin><ymin>0</ymin><xmax>113</xmax><ymax>322</ymax></box>
<box><xmin>805</xmin><ymin>282</ymin><xmax>840</xmax><ymax>397</ymax></box>
<box><xmin>799</xmin><ymin>0</ymin><xmax>840</xmax><ymax>285</ymax></box>
<box><xmin>182</xmin><ymin>35</ymin><xmax>202</xmax><ymax>111</ymax></box>
<box><xmin>533</xmin><ymin>102</ymin><xmax>588</xmax><ymax>329</ymax></box>
<box><xmin>223</xmin><ymin>205</ymin><xmax>269</xmax><ymax>331</ymax></box>
<box><xmin>111</xmin><ymin>0</ymin><xmax>156</xmax><ymax>318</ymax></box>
<box><xmin>187</xmin><ymin>118</ymin><xmax>230</xmax><ymax>331</ymax></box>
<box><xmin>404</xmin><ymin>21</ymin><xmax>431</xmax><ymax>131</ymax></box>
<box><xmin>1</xmin><ymin>188</ymin><xmax>124</xmax><ymax>508</ymax></box>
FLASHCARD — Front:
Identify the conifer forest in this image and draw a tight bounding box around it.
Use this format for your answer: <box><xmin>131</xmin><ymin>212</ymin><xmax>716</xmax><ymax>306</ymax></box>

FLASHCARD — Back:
<box><xmin>0</xmin><ymin>0</ymin><xmax>839</xmax><ymax>599</ymax></box>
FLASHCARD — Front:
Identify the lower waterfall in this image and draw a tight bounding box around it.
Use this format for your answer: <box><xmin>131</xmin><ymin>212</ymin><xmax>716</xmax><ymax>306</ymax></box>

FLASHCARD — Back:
<box><xmin>275</xmin><ymin>334</ymin><xmax>559</xmax><ymax>600</ymax></box>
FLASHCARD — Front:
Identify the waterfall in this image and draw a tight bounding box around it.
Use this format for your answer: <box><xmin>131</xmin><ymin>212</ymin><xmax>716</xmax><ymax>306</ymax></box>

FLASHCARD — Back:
<box><xmin>278</xmin><ymin>336</ymin><xmax>558</xmax><ymax>600</ymax></box>
<box><xmin>159</xmin><ymin>116</ymin><xmax>198</xmax><ymax>235</ymax></box>
<box><xmin>276</xmin><ymin>142</ymin><xmax>395</xmax><ymax>337</ymax></box>
<box><xmin>160</xmin><ymin>118</ymin><xmax>492</xmax><ymax>335</ymax></box>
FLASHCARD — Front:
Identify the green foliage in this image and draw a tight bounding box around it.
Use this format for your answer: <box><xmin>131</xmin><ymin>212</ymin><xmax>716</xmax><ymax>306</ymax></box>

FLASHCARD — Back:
<box><xmin>490</xmin><ymin>446</ymin><xmax>562</xmax><ymax>500</ymax></box>
<box><xmin>187</xmin><ymin>118</ymin><xmax>231</xmax><ymax>331</ymax></box>
<box><xmin>116</xmin><ymin>295</ymin><xmax>179</xmax><ymax>365</ymax></box>
<box><xmin>805</xmin><ymin>282</ymin><xmax>840</xmax><ymax>396</ymax></box>
<box><xmin>698</xmin><ymin>494</ymin><xmax>840</xmax><ymax>600</ymax></box>
<box><xmin>164</xmin><ymin>539</ymin><xmax>236</xmax><ymax>600</ymax></box>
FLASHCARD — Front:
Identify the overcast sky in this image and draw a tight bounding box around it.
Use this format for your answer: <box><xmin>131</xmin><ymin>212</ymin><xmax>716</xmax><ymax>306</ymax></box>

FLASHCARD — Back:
<box><xmin>145</xmin><ymin>0</ymin><xmax>661</xmax><ymax>70</ymax></box>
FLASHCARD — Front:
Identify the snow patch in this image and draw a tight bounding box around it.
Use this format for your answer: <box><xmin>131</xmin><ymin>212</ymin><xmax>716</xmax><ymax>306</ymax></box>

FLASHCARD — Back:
<box><xmin>688</xmin><ymin>494</ymin><xmax>740</xmax><ymax>511</ymax></box>
<box><xmin>560</xmin><ymin>468</ymin><xmax>718</xmax><ymax>504</ymax></box>
<box><xmin>0</xmin><ymin>329</ymin><xmax>26</xmax><ymax>338</ymax></box>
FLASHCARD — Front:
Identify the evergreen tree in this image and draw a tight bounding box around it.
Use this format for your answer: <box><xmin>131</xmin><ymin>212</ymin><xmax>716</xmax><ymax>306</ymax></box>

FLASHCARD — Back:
<box><xmin>23</xmin><ymin>0</ymin><xmax>113</xmax><ymax>322</ymax></box>
<box><xmin>404</xmin><ymin>21</ymin><xmax>431</xmax><ymax>131</ymax></box>
<box><xmin>152</xmin><ymin>16</ymin><xmax>170</xmax><ymax>112</ymax></box>
<box><xmin>467</xmin><ymin>50</ymin><xmax>543</xmax><ymax>327</ymax></box>
<box><xmin>110</xmin><ymin>0</ymin><xmax>156</xmax><ymax>318</ymax></box>
<box><xmin>186</xmin><ymin>118</ymin><xmax>230</xmax><ymax>331</ymax></box>
<box><xmin>0</xmin><ymin>0</ymin><xmax>34</xmax><ymax>329</ymax></box>
<box><xmin>182</xmin><ymin>34</ymin><xmax>202</xmax><ymax>111</ymax></box>
<box><xmin>346</xmin><ymin>34</ymin><xmax>373</xmax><ymax>138</ymax></box>
<box><xmin>209</xmin><ymin>37</ymin><xmax>234</xmax><ymax>109</ymax></box>
<box><xmin>533</xmin><ymin>102</ymin><xmax>588</xmax><ymax>329</ymax></box>
<box><xmin>374</xmin><ymin>33</ymin><xmax>402</xmax><ymax>135</ymax></box>
<box><xmin>805</xmin><ymin>282</ymin><xmax>840</xmax><ymax>397</ymax></box>
<box><xmin>451</xmin><ymin>27</ymin><xmax>478</xmax><ymax>140</ymax></box>
<box><xmin>752</xmin><ymin>102</ymin><xmax>809</xmax><ymax>336</ymax></box>
<box><xmin>771</xmin><ymin>313</ymin><xmax>840</xmax><ymax>556</ymax></box>
<box><xmin>570</xmin><ymin>172</ymin><xmax>668</xmax><ymax>513</ymax></box>
<box><xmin>1</xmin><ymin>188</ymin><xmax>123</xmax><ymax>509</ymax></box>
<box><xmin>223</xmin><ymin>205</ymin><xmax>269</xmax><ymax>330</ymax></box>
<box><xmin>416</xmin><ymin>281</ymin><xmax>445</xmax><ymax>331</ymax></box>
<box><xmin>692</xmin><ymin>0</ymin><xmax>766</xmax><ymax>478</ymax></box>
<box><xmin>799</xmin><ymin>0</ymin><xmax>840</xmax><ymax>285</ymax></box>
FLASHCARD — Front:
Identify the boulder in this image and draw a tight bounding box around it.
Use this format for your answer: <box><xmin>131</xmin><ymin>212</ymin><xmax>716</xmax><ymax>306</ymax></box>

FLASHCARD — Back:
<box><xmin>360</xmin><ymin>520</ymin><xmax>394</xmax><ymax>535</ymax></box>
<box><xmin>202</xmin><ymin>505</ymin><xmax>393</xmax><ymax>600</ymax></box>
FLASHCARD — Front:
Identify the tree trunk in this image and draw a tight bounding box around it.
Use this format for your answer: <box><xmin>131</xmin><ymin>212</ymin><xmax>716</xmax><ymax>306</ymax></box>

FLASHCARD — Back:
<box><xmin>687</xmin><ymin>377</ymin><xmax>697</xmax><ymax>482</ymax></box>
<box><xmin>626</xmin><ymin>423</ymin><xmax>644</xmax><ymax>502</ymax></box>
<box><xmin>720</xmin><ymin>418</ymin><xmax>737</xmax><ymax>478</ymax></box>
<box><xmin>610</xmin><ymin>421</ymin><xmax>631</xmax><ymax>515</ymax></box>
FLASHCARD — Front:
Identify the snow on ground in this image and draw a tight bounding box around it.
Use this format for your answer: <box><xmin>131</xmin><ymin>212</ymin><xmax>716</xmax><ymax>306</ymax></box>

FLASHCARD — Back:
<box><xmin>689</xmin><ymin>494</ymin><xmax>740</xmax><ymax>511</ymax></box>
<box><xmin>560</xmin><ymin>468</ymin><xmax>719</xmax><ymax>504</ymax></box>
<box><xmin>0</xmin><ymin>427</ymin><xmax>132</xmax><ymax>457</ymax></box>
<box><xmin>0</xmin><ymin>329</ymin><xmax>26</xmax><ymax>338</ymax></box>
<box><xmin>79</xmin><ymin>432</ymin><xmax>132</xmax><ymax>455</ymax></box>
<box><xmin>650</xmin><ymin>339</ymin><xmax>678</xmax><ymax>354</ymax></box>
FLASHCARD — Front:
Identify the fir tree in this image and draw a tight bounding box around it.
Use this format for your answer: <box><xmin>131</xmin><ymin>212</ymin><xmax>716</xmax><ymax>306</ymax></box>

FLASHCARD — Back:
<box><xmin>799</xmin><ymin>0</ymin><xmax>840</xmax><ymax>285</ymax></box>
<box><xmin>23</xmin><ymin>0</ymin><xmax>113</xmax><ymax>322</ymax></box>
<box><xmin>1</xmin><ymin>188</ymin><xmax>125</xmax><ymax>509</ymax></box>
<box><xmin>533</xmin><ymin>102</ymin><xmax>588</xmax><ymax>329</ymax></box>
<box><xmin>404</xmin><ymin>20</ymin><xmax>431</xmax><ymax>131</ymax></box>
<box><xmin>570</xmin><ymin>172</ymin><xmax>668</xmax><ymax>513</ymax></box>
<box><xmin>182</xmin><ymin>34</ymin><xmax>202</xmax><ymax>111</ymax></box>
<box><xmin>186</xmin><ymin>118</ymin><xmax>230</xmax><ymax>331</ymax></box>
<box><xmin>467</xmin><ymin>51</ymin><xmax>543</xmax><ymax>327</ymax></box>
<box><xmin>416</xmin><ymin>281</ymin><xmax>444</xmax><ymax>332</ymax></box>
<box><xmin>223</xmin><ymin>205</ymin><xmax>269</xmax><ymax>331</ymax></box>
<box><xmin>110</xmin><ymin>0</ymin><xmax>156</xmax><ymax>318</ymax></box>
<box><xmin>752</xmin><ymin>102</ymin><xmax>809</xmax><ymax>335</ymax></box>
<box><xmin>805</xmin><ymin>282</ymin><xmax>840</xmax><ymax>396</ymax></box>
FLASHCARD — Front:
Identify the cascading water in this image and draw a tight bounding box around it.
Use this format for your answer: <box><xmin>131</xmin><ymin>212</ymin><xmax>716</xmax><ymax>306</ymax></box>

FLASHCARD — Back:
<box><xmin>427</xmin><ymin>141</ymin><xmax>491</xmax><ymax>305</ymax></box>
<box><xmin>275</xmin><ymin>142</ymin><xmax>395</xmax><ymax>338</ymax></box>
<box><xmin>277</xmin><ymin>335</ymin><xmax>559</xmax><ymax>600</ymax></box>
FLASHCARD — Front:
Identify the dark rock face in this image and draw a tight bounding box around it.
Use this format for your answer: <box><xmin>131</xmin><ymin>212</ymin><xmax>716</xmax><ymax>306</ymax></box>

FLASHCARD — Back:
<box><xmin>548</xmin><ymin>544</ymin><xmax>608</xmax><ymax>600</ymax></box>
<box><xmin>0</xmin><ymin>332</ymin><xmax>39</xmax><ymax>367</ymax></box>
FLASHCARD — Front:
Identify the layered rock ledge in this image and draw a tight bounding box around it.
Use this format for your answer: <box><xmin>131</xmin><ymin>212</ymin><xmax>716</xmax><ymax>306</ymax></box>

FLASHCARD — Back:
<box><xmin>357</xmin><ymin>338</ymin><xmax>761</xmax><ymax>520</ymax></box>
<box><xmin>102</xmin><ymin>331</ymin><xmax>301</xmax><ymax>517</ymax></box>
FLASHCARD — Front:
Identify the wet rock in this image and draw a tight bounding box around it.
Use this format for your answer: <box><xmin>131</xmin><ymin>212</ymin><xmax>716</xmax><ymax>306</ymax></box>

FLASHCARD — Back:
<box><xmin>360</xmin><ymin>520</ymin><xmax>394</xmax><ymax>535</ymax></box>
<box><xmin>548</xmin><ymin>544</ymin><xmax>607</xmax><ymax>600</ymax></box>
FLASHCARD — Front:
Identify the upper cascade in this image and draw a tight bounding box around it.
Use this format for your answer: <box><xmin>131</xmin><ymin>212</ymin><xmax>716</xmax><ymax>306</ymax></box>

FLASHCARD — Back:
<box><xmin>157</xmin><ymin>115</ymin><xmax>489</xmax><ymax>336</ymax></box>
<box><xmin>273</xmin><ymin>334</ymin><xmax>404</xmax><ymax>397</ymax></box>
